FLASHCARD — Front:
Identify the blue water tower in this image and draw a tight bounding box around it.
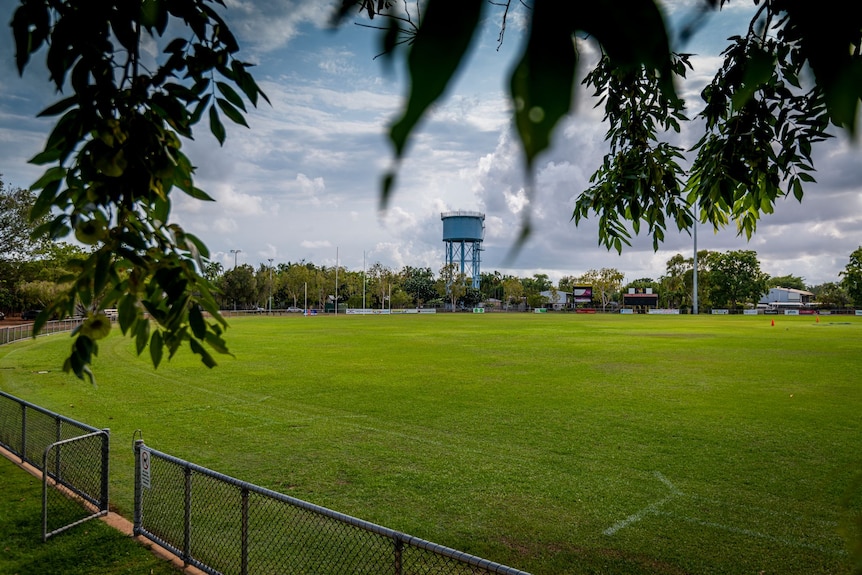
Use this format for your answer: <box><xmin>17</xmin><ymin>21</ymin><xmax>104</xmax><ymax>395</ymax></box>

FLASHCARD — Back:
<box><xmin>441</xmin><ymin>211</ymin><xmax>485</xmax><ymax>289</ymax></box>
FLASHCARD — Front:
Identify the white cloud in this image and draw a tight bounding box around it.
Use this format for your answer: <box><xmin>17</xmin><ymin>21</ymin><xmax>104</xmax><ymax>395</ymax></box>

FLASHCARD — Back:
<box><xmin>220</xmin><ymin>1</ymin><xmax>330</xmax><ymax>53</ymax></box>
<box><xmin>293</xmin><ymin>173</ymin><xmax>327</xmax><ymax>206</ymax></box>
<box><xmin>213</xmin><ymin>218</ymin><xmax>239</xmax><ymax>234</ymax></box>
<box><xmin>301</xmin><ymin>240</ymin><xmax>333</xmax><ymax>249</ymax></box>
<box><xmin>211</xmin><ymin>184</ymin><xmax>268</xmax><ymax>216</ymax></box>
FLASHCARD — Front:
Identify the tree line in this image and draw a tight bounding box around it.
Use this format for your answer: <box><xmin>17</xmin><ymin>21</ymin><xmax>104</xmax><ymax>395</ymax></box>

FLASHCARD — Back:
<box><xmin>5</xmin><ymin>177</ymin><xmax>860</xmax><ymax>314</ymax></box>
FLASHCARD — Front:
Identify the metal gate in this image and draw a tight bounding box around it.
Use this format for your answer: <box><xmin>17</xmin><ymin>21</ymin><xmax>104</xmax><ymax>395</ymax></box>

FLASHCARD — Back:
<box><xmin>42</xmin><ymin>429</ymin><xmax>110</xmax><ymax>540</ymax></box>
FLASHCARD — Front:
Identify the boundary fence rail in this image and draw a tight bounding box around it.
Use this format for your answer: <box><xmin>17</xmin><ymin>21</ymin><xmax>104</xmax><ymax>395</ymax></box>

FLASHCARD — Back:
<box><xmin>0</xmin><ymin>318</ymin><xmax>85</xmax><ymax>346</ymax></box>
<box><xmin>0</xmin><ymin>391</ymin><xmax>109</xmax><ymax>540</ymax></box>
<box><xmin>134</xmin><ymin>440</ymin><xmax>531</xmax><ymax>575</ymax></box>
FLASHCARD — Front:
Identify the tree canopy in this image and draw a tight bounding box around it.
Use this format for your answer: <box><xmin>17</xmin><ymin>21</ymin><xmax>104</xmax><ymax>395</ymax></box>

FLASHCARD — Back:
<box><xmin>707</xmin><ymin>249</ymin><xmax>770</xmax><ymax>308</ymax></box>
<box><xmin>841</xmin><ymin>246</ymin><xmax>862</xmax><ymax>306</ymax></box>
<box><xmin>10</xmin><ymin>0</ymin><xmax>862</xmax><ymax>377</ymax></box>
<box><xmin>0</xmin><ymin>176</ymin><xmax>49</xmax><ymax>260</ymax></box>
<box><xmin>11</xmin><ymin>0</ymin><xmax>268</xmax><ymax>380</ymax></box>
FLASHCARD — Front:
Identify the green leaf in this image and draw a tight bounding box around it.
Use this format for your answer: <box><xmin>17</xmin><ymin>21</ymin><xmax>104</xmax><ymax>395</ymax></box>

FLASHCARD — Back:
<box><xmin>189</xmin><ymin>338</ymin><xmax>217</xmax><ymax>368</ymax></box>
<box><xmin>142</xmin><ymin>0</ymin><xmax>166</xmax><ymax>32</ymax></box>
<box><xmin>190</xmin><ymin>94</ymin><xmax>212</xmax><ymax>125</ymax></box>
<box><xmin>11</xmin><ymin>2</ymin><xmax>49</xmax><ymax>74</ymax></box>
<box><xmin>93</xmin><ymin>249</ymin><xmax>112</xmax><ymax>296</ymax></box>
<box><xmin>119</xmin><ymin>294</ymin><xmax>138</xmax><ymax>335</ymax></box>
<box><xmin>163</xmin><ymin>37</ymin><xmax>188</xmax><ymax>55</ymax></box>
<box><xmin>150</xmin><ymin>330</ymin><xmax>164</xmax><ymax>368</ymax></box>
<box><xmin>174</xmin><ymin>182</ymin><xmax>214</xmax><ymax>201</ymax></box>
<box><xmin>185</xmin><ymin>232</ymin><xmax>210</xmax><ymax>258</ymax></box>
<box><xmin>209</xmin><ymin>106</ymin><xmax>226</xmax><ymax>145</ymax></box>
<box><xmin>732</xmin><ymin>46</ymin><xmax>776</xmax><ymax>110</ymax></box>
<box><xmin>30</xmin><ymin>166</ymin><xmax>66</xmax><ymax>191</ymax></box>
<box><xmin>204</xmin><ymin>330</ymin><xmax>231</xmax><ymax>356</ymax></box>
<box><xmin>216</xmin><ymin>81</ymin><xmax>247</xmax><ymax>112</ymax></box>
<box><xmin>792</xmin><ymin>178</ymin><xmax>804</xmax><ymax>201</ymax></box>
<box><xmin>380</xmin><ymin>171</ymin><xmax>396</xmax><ymax>211</ymax></box>
<box><xmin>232</xmin><ymin>60</ymin><xmax>270</xmax><ymax>106</ymax></box>
<box><xmin>37</xmin><ymin>96</ymin><xmax>78</xmax><ymax>118</ymax></box>
<box><xmin>389</xmin><ymin>0</ymin><xmax>483</xmax><ymax>159</ymax></box>
<box><xmin>509</xmin><ymin>2</ymin><xmax>576</xmax><ymax>170</ymax></box>
<box><xmin>74</xmin><ymin>334</ymin><xmax>95</xmax><ymax>360</ymax></box>
<box><xmin>189</xmin><ymin>305</ymin><xmax>206</xmax><ymax>339</ymax></box>
<box><xmin>216</xmin><ymin>97</ymin><xmax>249</xmax><ymax>127</ymax></box>
<box><xmin>135</xmin><ymin>319</ymin><xmax>150</xmax><ymax>356</ymax></box>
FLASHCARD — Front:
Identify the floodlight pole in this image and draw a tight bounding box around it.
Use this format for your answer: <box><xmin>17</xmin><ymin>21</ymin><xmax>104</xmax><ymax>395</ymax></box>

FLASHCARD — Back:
<box><xmin>693</xmin><ymin>204</ymin><xmax>699</xmax><ymax>315</ymax></box>
<box><xmin>335</xmin><ymin>246</ymin><xmax>339</xmax><ymax>316</ymax></box>
<box><xmin>268</xmin><ymin>258</ymin><xmax>274</xmax><ymax>312</ymax></box>
<box><xmin>230</xmin><ymin>249</ymin><xmax>241</xmax><ymax>311</ymax></box>
<box><xmin>363</xmin><ymin>251</ymin><xmax>366</xmax><ymax>311</ymax></box>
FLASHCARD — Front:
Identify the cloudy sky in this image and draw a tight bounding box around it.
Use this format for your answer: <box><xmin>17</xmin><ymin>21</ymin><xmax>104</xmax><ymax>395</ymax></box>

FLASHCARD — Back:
<box><xmin>1</xmin><ymin>1</ymin><xmax>860</xmax><ymax>287</ymax></box>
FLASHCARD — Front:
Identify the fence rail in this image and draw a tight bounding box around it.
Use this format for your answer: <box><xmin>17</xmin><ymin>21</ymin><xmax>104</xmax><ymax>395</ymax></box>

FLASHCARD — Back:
<box><xmin>0</xmin><ymin>318</ymin><xmax>85</xmax><ymax>346</ymax></box>
<box><xmin>134</xmin><ymin>440</ymin><xmax>532</xmax><ymax>575</ymax></box>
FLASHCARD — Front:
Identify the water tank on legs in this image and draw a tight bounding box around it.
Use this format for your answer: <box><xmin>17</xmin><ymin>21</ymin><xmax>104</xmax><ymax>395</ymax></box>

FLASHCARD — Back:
<box><xmin>441</xmin><ymin>211</ymin><xmax>485</xmax><ymax>290</ymax></box>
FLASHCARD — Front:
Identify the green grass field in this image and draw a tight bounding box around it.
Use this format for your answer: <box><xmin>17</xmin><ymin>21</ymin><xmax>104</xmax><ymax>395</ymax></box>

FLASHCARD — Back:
<box><xmin>2</xmin><ymin>313</ymin><xmax>861</xmax><ymax>574</ymax></box>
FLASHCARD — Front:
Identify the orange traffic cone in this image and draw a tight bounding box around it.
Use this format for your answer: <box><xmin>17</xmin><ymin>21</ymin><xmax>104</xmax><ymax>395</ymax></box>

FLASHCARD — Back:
<box><xmin>771</xmin><ymin>319</ymin><xmax>775</xmax><ymax>327</ymax></box>
<box><xmin>816</xmin><ymin>315</ymin><xmax>820</xmax><ymax>323</ymax></box>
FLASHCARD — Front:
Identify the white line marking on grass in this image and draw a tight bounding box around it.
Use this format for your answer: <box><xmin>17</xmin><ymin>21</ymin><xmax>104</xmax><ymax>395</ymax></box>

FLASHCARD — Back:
<box><xmin>686</xmin><ymin>493</ymin><xmax>840</xmax><ymax>528</ymax></box>
<box><xmin>654</xmin><ymin>511</ymin><xmax>847</xmax><ymax>557</ymax></box>
<box><xmin>603</xmin><ymin>471</ymin><xmax>684</xmax><ymax>536</ymax></box>
<box><xmin>603</xmin><ymin>472</ymin><xmax>846</xmax><ymax>557</ymax></box>
<box><xmin>653</xmin><ymin>471</ymin><xmax>683</xmax><ymax>495</ymax></box>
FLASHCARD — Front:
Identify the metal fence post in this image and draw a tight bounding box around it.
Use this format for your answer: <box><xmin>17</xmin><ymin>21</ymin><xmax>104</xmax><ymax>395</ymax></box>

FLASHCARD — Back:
<box><xmin>54</xmin><ymin>418</ymin><xmax>62</xmax><ymax>481</ymax></box>
<box><xmin>100</xmin><ymin>429</ymin><xmax>110</xmax><ymax>513</ymax></box>
<box><xmin>134</xmin><ymin>439</ymin><xmax>143</xmax><ymax>536</ymax></box>
<box><xmin>241</xmin><ymin>488</ymin><xmax>249</xmax><ymax>575</ymax></box>
<box><xmin>184</xmin><ymin>465</ymin><xmax>192</xmax><ymax>566</ymax></box>
<box><xmin>394</xmin><ymin>536</ymin><xmax>404</xmax><ymax>575</ymax></box>
<box><xmin>20</xmin><ymin>403</ymin><xmax>27</xmax><ymax>463</ymax></box>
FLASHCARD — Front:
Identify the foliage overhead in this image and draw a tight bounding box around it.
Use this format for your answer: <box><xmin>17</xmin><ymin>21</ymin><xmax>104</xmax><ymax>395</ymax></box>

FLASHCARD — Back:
<box><xmin>343</xmin><ymin>0</ymin><xmax>861</xmax><ymax>251</ymax></box>
<box><xmin>11</xmin><ymin>0</ymin><xmax>268</xmax><ymax>381</ymax></box>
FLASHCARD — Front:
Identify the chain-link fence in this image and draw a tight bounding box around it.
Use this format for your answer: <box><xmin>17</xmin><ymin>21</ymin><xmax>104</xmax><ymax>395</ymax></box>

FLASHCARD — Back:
<box><xmin>134</xmin><ymin>440</ymin><xmax>532</xmax><ymax>575</ymax></box>
<box><xmin>0</xmin><ymin>391</ymin><xmax>109</xmax><ymax>540</ymax></box>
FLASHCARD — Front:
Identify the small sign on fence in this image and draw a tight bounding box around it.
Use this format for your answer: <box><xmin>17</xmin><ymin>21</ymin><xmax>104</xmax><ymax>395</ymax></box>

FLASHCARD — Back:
<box><xmin>140</xmin><ymin>448</ymin><xmax>152</xmax><ymax>489</ymax></box>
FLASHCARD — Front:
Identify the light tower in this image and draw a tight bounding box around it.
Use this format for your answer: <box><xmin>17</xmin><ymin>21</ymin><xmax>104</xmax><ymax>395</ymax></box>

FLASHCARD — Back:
<box><xmin>441</xmin><ymin>211</ymin><xmax>485</xmax><ymax>289</ymax></box>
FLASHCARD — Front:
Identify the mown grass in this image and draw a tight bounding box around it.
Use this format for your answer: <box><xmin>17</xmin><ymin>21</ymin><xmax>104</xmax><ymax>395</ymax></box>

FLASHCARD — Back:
<box><xmin>0</xmin><ymin>455</ymin><xmax>179</xmax><ymax>574</ymax></box>
<box><xmin>1</xmin><ymin>313</ymin><xmax>861</xmax><ymax>574</ymax></box>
